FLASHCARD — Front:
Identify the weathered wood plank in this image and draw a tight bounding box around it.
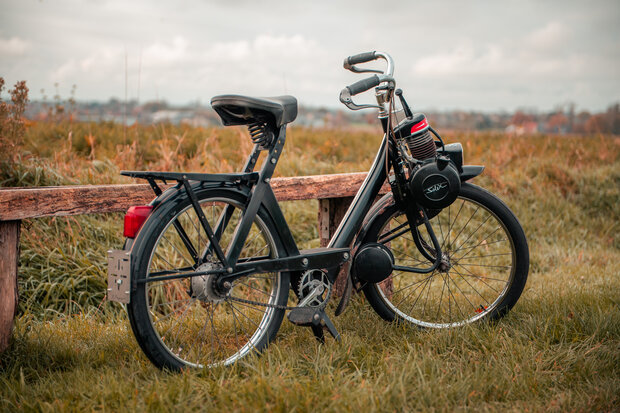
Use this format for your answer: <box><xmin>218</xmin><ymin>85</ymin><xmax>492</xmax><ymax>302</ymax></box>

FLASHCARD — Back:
<box><xmin>0</xmin><ymin>173</ymin><xmax>390</xmax><ymax>221</ymax></box>
<box><xmin>0</xmin><ymin>184</ymin><xmax>160</xmax><ymax>221</ymax></box>
<box><xmin>0</xmin><ymin>220</ymin><xmax>20</xmax><ymax>353</ymax></box>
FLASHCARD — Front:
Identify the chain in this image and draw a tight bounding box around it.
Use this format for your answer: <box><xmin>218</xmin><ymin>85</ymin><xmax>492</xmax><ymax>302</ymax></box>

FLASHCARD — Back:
<box><xmin>226</xmin><ymin>295</ymin><xmax>302</xmax><ymax>310</ymax></box>
<box><xmin>225</xmin><ymin>282</ymin><xmax>329</xmax><ymax>311</ymax></box>
<box><xmin>214</xmin><ymin>269</ymin><xmax>330</xmax><ymax>311</ymax></box>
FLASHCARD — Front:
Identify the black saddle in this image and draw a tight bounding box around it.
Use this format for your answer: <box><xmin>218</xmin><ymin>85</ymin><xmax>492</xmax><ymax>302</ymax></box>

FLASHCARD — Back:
<box><xmin>211</xmin><ymin>95</ymin><xmax>298</xmax><ymax>127</ymax></box>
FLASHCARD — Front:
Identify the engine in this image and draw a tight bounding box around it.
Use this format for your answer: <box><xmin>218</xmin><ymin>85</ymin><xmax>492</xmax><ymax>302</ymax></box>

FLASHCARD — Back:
<box><xmin>393</xmin><ymin>113</ymin><xmax>461</xmax><ymax>209</ymax></box>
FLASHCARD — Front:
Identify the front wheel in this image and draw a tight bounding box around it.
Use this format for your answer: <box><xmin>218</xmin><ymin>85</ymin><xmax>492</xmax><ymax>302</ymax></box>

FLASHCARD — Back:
<box><xmin>127</xmin><ymin>188</ymin><xmax>290</xmax><ymax>370</ymax></box>
<box><xmin>362</xmin><ymin>183</ymin><xmax>529</xmax><ymax>328</ymax></box>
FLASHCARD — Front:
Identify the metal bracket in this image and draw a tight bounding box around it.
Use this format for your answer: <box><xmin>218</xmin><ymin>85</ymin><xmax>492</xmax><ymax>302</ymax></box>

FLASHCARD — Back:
<box><xmin>107</xmin><ymin>250</ymin><xmax>130</xmax><ymax>303</ymax></box>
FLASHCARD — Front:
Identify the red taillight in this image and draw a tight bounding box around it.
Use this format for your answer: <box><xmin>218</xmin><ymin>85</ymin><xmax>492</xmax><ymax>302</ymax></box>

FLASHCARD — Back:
<box><xmin>123</xmin><ymin>205</ymin><xmax>153</xmax><ymax>238</ymax></box>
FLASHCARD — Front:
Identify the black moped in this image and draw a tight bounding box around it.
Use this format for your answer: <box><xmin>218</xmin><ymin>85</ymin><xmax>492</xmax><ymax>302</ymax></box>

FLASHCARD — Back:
<box><xmin>108</xmin><ymin>51</ymin><xmax>529</xmax><ymax>370</ymax></box>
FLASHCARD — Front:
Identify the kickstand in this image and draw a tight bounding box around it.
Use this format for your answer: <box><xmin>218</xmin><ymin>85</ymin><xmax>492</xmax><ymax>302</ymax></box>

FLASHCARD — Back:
<box><xmin>287</xmin><ymin>307</ymin><xmax>341</xmax><ymax>343</ymax></box>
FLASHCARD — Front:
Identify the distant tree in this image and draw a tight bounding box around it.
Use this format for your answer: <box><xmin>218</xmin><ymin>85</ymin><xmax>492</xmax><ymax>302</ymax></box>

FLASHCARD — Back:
<box><xmin>584</xmin><ymin>114</ymin><xmax>608</xmax><ymax>134</ymax></box>
<box><xmin>511</xmin><ymin>110</ymin><xmax>535</xmax><ymax>125</ymax></box>
<box><xmin>606</xmin><ymin>103</ymin><xmax>620</xmax><ymax>135</ymax></box>
<box><xmin>547</xmin><ymin>113</ymin><xmax>569</xmax><ymax>134</ymax></box>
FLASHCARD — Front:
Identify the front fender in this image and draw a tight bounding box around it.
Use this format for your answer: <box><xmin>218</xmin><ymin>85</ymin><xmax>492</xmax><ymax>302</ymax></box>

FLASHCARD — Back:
<box><xmin>460</xmin><ymin>165</ymin><xmax>485</xmax><ymax>182</ymax></box>
<box><xmin>354</xmin><ymin>192</ymin><xmax>396</xmax><ymax>250</ymax></box>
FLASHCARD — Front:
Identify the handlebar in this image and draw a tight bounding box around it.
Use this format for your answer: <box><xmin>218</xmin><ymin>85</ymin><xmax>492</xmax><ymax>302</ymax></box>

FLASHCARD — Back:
<box><xmin>343</xmin><ymin>51</ymin><xmax>378</xmax><ymax>69</ymax></box>
<box><xmin>347</xmin><ymin>75</ymin><xmax>382</xmax><ymax>95</ymax></box>
<box><xmin>342</xmin><ymin>51</ymin><xmax>394</xmax><ymax>77</ymax></box>
<box><xmin>340</xmin><ymin>51</ymin><xmax>395</xmax><ymax>110</ymax></box>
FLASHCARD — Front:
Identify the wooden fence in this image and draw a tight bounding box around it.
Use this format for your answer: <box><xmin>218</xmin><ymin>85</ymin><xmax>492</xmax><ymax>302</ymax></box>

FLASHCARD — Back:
<box><xmin>0</xmin><ymin>172</ymin><xmax>389</xmax><ymax>352</ymax></box>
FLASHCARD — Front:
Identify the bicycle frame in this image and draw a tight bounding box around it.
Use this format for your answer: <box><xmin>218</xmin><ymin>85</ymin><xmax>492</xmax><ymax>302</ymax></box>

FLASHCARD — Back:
<box><xmin>125</xmin><ymin>110</ymin><xmax>450</xmax><ymax>292</ymax></box>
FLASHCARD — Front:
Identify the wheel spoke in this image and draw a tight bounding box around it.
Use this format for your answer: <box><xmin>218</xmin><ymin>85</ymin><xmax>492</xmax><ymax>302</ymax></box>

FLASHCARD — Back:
<box><xmin>233</xmin><ymin>279</ymin><xmax>273</xmax><ymax>298</ymax></box>
<box><xmin>398</xmin><ymin>273</ymin><xmax>433</xmax><ymax>315</ymax></box>
<box><xmin>452</xmin><ymin>227</ymin><xmax>503</xmax><ymax>259</ymax></box>
<box><xmin>456</xmin><ymin>263</ymin><xmax>512</xmax><ymax>269</ymax></box>
<box><xmin>451</xmin><ymin>213</ymin><xmax>491</xmax><ymax>254</ymax></box>
<box><xmin>443</xmin><ymin>272</ymin><xmax>467</xmax><ymax>322</ymax></box>
<box><xmin>452</xmin><ymin>267</ymin><xmax>506</xmax><ymax>294</ymax></box>
<box><xmin>446</xmin><ymin>271</ymin><xmax>479</xmax><ymax>310</ymax></box>
<box><xmin>450</xmin><ymin>206</ymin><xmax>480</xmax><ymax>248</ymax></box>
<box><xmin>442</xmin><ymin>199</ymin><xmax>465</xmax><ymax>250</ymax></box>
<box><xmin>457</xmin><ymin>252</ymin><xmax>512</xmax><ymax>260</ymax></box>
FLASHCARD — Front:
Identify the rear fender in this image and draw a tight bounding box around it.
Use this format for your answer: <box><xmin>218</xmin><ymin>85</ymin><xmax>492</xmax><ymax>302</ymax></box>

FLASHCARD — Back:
<box><xmin>125</xmin><ymin>182</ymin><xmax>253</xmax><ymax>251</ymax></box>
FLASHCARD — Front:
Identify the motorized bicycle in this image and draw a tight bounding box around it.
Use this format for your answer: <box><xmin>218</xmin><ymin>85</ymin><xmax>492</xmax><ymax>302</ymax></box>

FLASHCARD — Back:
<box><xmin>108</xmin><ymin>51</ymin><xmax>529</xmax><ymax>371</ymax></box>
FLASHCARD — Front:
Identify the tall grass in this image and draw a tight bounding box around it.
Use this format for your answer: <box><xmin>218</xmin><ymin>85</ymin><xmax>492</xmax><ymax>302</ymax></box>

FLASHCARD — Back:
<box><xmin>1</xmin><ymin>120</ymin><xmax>618</xmax><ymax>411</ymax></box>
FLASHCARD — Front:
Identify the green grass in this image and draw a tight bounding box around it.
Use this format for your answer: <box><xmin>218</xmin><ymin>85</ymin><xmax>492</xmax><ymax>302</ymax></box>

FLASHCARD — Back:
<box><xmin>1</xmin><ymin>292</ymin><xmax>618</xmax><ymax>411</ymax></box>
<box><xmin>1</xmin><ymin>122</ymin><xmax>619</xmax><ymax>411</ymax></box>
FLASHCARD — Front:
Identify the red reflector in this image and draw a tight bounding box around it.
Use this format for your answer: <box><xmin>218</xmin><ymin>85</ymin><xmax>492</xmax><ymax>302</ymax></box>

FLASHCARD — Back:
<box><xmin>123</xmin><ymin>205</ymin><xmax>153</xmax><ymax>238</ymax></box>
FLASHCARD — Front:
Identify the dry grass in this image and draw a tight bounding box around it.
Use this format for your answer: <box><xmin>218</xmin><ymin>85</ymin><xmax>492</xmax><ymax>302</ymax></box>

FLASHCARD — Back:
<box><xmin>0</xmin><ymin>120</ymin><xmax>619</xmax><ymax>411</ymax></box>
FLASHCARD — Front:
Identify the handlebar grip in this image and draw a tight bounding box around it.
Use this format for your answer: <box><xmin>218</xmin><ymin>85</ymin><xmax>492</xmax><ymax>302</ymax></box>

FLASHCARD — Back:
<box><xmin>344</xmin><ymin>51</ymin><xmax>377</xmax><ymax>68</ymax></box>
<box><xmin>346</xmin><ymin>75</ymin><xmax>381</xmax><ymax>96</ymax></box>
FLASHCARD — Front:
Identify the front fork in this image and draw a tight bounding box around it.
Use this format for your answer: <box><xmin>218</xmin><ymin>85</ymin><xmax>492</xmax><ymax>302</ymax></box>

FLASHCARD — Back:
<box><xmin>389</xmin><ymin>142</ymin><xmax>443</xmax><ymax>273</ymax></box>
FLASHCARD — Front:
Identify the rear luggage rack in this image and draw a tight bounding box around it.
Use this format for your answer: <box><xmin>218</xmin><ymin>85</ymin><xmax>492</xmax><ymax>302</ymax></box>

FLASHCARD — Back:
<box><xmin>122</xmin><ymin>170</ymin><xmax>260</xmax><ymax>197</ymax></box>
<box><xmin>121</xmin><ymin>170</ymin><xmax>259</xmax><ymax>184</ymax></box>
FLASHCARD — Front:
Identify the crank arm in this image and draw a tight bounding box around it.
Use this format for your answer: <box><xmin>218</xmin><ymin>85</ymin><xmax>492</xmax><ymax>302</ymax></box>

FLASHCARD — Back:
<box><xmin>297</xmin><ymin>285</ymin><xmax>325</xmax><ymax>307</ymax></box>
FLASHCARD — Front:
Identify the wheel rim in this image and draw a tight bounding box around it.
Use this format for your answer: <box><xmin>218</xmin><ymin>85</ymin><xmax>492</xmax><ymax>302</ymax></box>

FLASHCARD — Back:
<box><xmin>373</xmin><ymin>195</ymin><xmax>516</xmax><ymax>328</ymax></box>
<box><xmin>144</xmin><ymin>197</ymin><xmax>282</xmax><ymax>368</ymax></box>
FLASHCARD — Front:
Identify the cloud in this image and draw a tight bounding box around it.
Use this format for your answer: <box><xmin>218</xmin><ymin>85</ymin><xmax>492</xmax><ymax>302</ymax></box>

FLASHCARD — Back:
<box><xmin>48</xmin><ymin>33</ymin><xmax>332</xmax><ymax>102</ymax></box>
<box><xmin>411</xmin><ymin>22</ymin><xmax>580</xmax><ymax>80</ymax></box>
<box><xmin>412</xmin><ymin>43</ymin><xmax>505</xmax><ymax>77</ymax></box>
<box><xmin>143</xmin><ymin>36</ymin><xmax>189</xmax><ymax>65</ymax></box>
<box><xmin>525</xmin><ymin>22</ymin><xmax>569</xmax><ymax>51</ymax></box>
<box><xmin>51</xmin><ymin>47</ymin><xmax>125</xmax><ymax>83</ymax></box>
<box><xmin>0</xmin><ymin>36</ymin><xmax>31</xmax><ymax>56</ymax></box>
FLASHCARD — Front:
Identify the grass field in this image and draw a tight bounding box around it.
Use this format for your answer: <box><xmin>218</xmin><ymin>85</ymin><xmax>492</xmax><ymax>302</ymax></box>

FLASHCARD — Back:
<box><xmin>1</xmin><ymin>121</ymin><xmax>619</xmax><ymax>411</ymax></box>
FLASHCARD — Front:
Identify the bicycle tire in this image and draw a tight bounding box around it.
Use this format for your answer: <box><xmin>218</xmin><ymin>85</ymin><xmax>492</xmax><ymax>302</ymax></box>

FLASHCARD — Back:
<box><xmin>127</xmin><ymin>187</ymin><xmax>290</xmax><ymax>370</ymax></box>
<box><xmin>361</xmin><ymin>183</ymin><xmax>529</xmax><ymax>328</ymax></box>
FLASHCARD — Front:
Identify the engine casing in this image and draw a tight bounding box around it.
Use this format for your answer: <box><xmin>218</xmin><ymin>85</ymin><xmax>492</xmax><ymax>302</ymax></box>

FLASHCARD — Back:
<box><xmin>409</xmin><ymin>159</ymin><xmax>461</xmax><ymax>209</ymax></box>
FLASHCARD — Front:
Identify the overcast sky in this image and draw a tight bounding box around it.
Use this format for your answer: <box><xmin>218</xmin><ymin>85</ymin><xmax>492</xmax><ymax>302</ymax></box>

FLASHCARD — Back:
<box><xmin>1</xmin><ymin>0</ymin><xmax>618</xmax><ymax>112</ymax></box>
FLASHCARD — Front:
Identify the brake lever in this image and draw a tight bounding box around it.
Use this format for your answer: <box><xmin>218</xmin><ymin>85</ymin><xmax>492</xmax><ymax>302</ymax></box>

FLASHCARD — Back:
<box><xmin>347</xmin><ymin>65</ymin><xmax>383</xmax><ymax>74</ymax></box>
<box><xmin>339</xmin><ymin>88</ymin><xmax>382</xmax><ymax>110</ymax></box>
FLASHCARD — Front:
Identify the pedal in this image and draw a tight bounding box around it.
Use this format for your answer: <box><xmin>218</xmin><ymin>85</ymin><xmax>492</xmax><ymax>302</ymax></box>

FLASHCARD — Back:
<box><xmin>287</xmin><ymin>307</ymin><xmax>318</xmax><ymax>326</ymax></box>
<box><xmin>287</xmin><ymin>307</ymin><xmax>341</xmax><ymax>343</ymax></box>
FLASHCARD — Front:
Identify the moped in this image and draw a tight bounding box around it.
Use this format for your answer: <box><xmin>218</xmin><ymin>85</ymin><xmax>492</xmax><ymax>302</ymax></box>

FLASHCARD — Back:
<box><xmin>108</xmin><ymin>51</ymin><xmax>529</xmax><ymax>370</ymax></box>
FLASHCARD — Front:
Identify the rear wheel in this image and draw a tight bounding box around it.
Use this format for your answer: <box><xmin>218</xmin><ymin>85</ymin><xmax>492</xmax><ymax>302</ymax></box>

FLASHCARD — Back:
<box><xmin>362</xmin><ymin>183</ymin><xmax>529</xmax><ymax>328</ymax></box>
<box><xmin>127</xmin><ymin>188</ymin><xmax>289</xmax><ymax>370</ymax></box>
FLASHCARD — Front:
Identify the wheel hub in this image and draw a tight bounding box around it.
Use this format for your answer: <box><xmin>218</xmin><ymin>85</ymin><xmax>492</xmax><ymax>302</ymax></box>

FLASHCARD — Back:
<box><xmin>191</xmin><ymin>262</ymin><xmax>229</xmax><ymax>303</ymax></box>
<box><xmin>438</xmin><ymin>253</ymin><xmax>452</xmax><ymax>273</ymax></box>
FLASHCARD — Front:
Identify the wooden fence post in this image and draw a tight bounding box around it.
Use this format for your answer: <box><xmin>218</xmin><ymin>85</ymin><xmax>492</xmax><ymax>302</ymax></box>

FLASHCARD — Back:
<box><xmin>318</xmin><ymin>197</ymin><xmax>354</xmax><ymax>297</ymax></box>
<box><xmin>0</xmin><ymin>220</ymin><xmax>20</xmax><ymax>353</ymax></box>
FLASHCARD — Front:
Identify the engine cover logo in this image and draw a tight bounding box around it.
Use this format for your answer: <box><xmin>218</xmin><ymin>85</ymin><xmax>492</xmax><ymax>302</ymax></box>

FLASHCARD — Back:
<box><xmin>422</xmin><ymin>175</ymin><xmax>450</xmax><ymax>201</ymax></box>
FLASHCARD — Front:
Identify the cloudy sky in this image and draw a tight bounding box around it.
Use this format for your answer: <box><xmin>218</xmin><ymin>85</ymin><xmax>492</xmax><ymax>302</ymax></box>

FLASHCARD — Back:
<box><xmin>1</xmin><ymin>0</ymin><xmax>618</xmax><ymax>112</ymax></box>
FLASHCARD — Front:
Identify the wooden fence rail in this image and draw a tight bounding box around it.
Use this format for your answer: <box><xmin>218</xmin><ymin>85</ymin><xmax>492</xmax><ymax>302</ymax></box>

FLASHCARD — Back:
<box><xmin>0</xmin><ymin>172</ymin><xmax>389</xmax><ymax>352</ymax></box>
